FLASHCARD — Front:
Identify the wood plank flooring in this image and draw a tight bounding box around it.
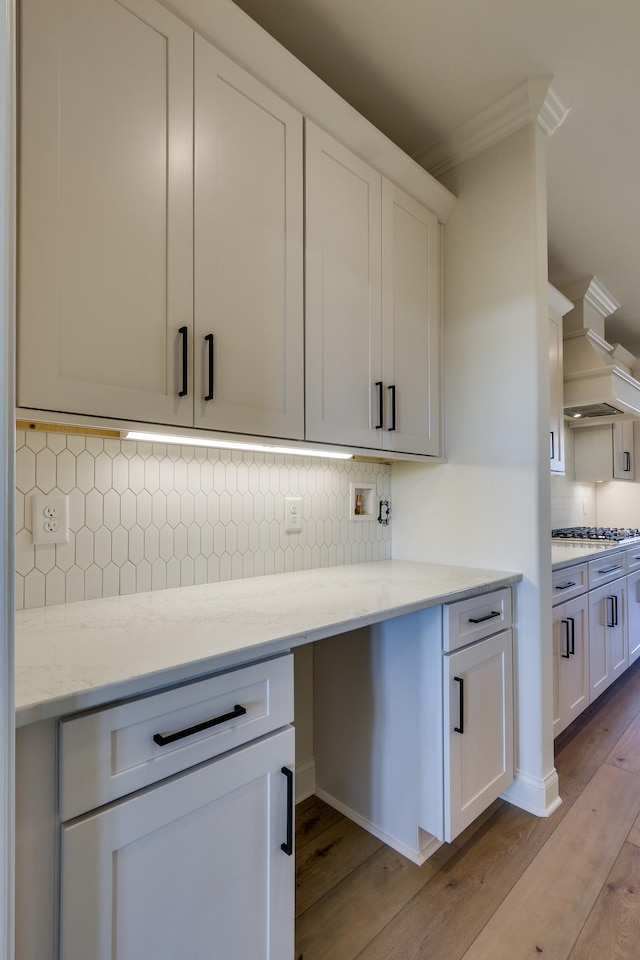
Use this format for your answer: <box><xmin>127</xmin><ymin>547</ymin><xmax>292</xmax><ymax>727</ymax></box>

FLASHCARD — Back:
<box><xmin>295</xmin><ymin>659</ymin><xmax>640</xmax><ymax>960</ymax></box>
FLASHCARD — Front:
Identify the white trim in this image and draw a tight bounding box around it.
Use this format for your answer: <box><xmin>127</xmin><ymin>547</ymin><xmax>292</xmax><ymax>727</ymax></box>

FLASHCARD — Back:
<box><xmin>501</xmin><ymin>767</ymin><xmax>562</xmax><ymax>818</ymax></box>
<box><xmin>314</xmin><ymin>787</ymin><xmax>442</xmax><ymax>866</ymax></box>
<box><xmin>414</xmin><ymin>78</ymin><xmax>571</xmax><ymax>178</ymax></box>
<box><xmin>0</xmin><ymin>0</ymin><xmax>15</xmax><ymax>957</ymax></box>
<box><xmin>560</xmin><ymin>276</ymin><xmax>621</xmax><ymax>319</ymax></box>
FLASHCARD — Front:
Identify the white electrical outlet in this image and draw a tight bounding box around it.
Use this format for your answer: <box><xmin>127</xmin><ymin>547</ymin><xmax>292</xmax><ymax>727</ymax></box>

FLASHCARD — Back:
<box><xmin>284</xmin><ymin>497</ymin><xmax>303</xmax><ymax>533</ymax></box>
<box><xmin>32</xmin><ymin>494</ymin><xmax>69</xmax><ymax>545</ymax></box>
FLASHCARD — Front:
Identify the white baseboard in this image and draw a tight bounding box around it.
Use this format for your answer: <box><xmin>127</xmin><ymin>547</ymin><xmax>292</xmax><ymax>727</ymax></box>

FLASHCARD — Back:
<box><xmin>501</xmin><ymin>767</ymin><xmax>562</xmax><ymax>817</ymax></box>
<box><xmin>314</xmin><ymin>787</ymin><xmax>442</xmax><ymax>866</ymax></box>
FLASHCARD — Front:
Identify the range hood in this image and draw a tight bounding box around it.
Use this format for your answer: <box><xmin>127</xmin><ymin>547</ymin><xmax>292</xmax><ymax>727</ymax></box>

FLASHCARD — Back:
<box><xmin>562</xmin><ymin>278</ymin><xmax>640</xmax><ymax>422</ymax></box>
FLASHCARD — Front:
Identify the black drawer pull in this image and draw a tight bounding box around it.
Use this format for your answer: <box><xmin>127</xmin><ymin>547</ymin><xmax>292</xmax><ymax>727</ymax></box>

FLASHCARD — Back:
<box><xmin>468</xmin><ymin>610</ymin><xmax>501</xmax><ymax>624</ymax></box>
<box><xmin>388</xmin><ymin>384</ymin><xmax>396</xmax><ymax>431</ymax></box>
<box><xmin>205</xmin><ymin>333</ymin><xmax>214</xmax><ymax>401</ymax></box>
<box><xmin>555</xmin><ymin>581</ymin><xmax>577</xmax><ymax>591</ymax></box>
<box><xmin>598</xmin><ymin>565</ymin><xmax>622</xmax><ymax>575</ymax></box>
<box><xmin>178</xmin><ymin>325</ymin><xmax>188</xmax><ymax>397</ymax></box>
<box><xmin>281</xmin><ymin>766</ymin><xmax>294</xmax><ymax>856</ymax></box>
<box><xmin>454</xmin><ymin>676</ymin><xmax>464</xmax><ymax>734</ymax></box>
<box><xmin>375</xmin><ymin>381</ymin><xmax>383</xmax><ymax>429</ymax></box>
<box><xmin>153</xmin><ymin>704</ymin><xmax>247</xmax><ymax>746</ymax></box>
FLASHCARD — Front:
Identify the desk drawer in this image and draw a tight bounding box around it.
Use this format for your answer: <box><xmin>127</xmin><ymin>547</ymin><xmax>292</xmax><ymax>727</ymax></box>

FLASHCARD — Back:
<box><xmin>59</xmin><ymin>654</ymin><xmax>293</xmax><ymax>821</ymax></box>
<box><xmin>443</xmin><ymin>588</ymin><xmax>512</xmax><ymax>652</ymax></box>
<box><xmin>552</xmin><ymin>563</ymin><xmax>588</xmax><ymax>605</ymax></box>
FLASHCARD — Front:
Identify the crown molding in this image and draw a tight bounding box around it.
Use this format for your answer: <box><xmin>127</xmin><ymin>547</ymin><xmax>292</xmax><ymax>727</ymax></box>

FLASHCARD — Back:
<box><xmin>413</xmin><ymin>77</ymin><xmax>571</xmax><ymax>178</ymax></box>
<box><xmin>561</xmin><ymin>276</ymin><xmax>621</xmax><ymax>318</ymax></box>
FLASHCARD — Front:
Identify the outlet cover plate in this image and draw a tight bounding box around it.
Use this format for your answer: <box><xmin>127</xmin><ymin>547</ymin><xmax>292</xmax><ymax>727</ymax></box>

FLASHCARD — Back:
<box><xmin>32</xmin><ymin>494</ymin><xmax>69</xmax><ymax>545</ymax></box>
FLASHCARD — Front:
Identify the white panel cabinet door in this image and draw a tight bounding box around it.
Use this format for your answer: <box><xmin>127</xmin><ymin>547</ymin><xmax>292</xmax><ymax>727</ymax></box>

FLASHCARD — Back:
<box><xmin>60</xmin><ymin>727</ymin><xmax>294</xmax><ymax>960</ymax></box>
<box><xmin>381</xmin><ymin>181</ymin><xmax>441</xmax><ymax>456</ymax></box>
<box><xmin>18</xmin><ymin>0</ymin><xmax>194</xmax><ymax>426</ymax></box>
<box><xmin>589</xmin><ymin>580</ymin><xmax>628</xmax><ymax>701</ymax></box>
<box><xmin>628</xmin><ymin>569</ymin><xmax>640</xmax><ymax>666</ymax></box>
<box><xmin>552</xmin><ymin>594</ymin><xmax>589</xmax><ymax>737</ymax></box>
<box><xmin>443</xmin><ymin>629</ymin><xmax>514</xmax><ymax>842</ymax></box>
<box><xmin>549</xmin><ymin>312</ymin><xmax>565</xmax><ymax>473</ymax></box>
<box><xmin>305</xmin><ymin>120</ymin><xmax>383</xmax><ymax>449</ymax></box>
<box><xmin>194</xmin><ymin>39</ymin><xmax>304</xmax><ymax>439</ymax></box>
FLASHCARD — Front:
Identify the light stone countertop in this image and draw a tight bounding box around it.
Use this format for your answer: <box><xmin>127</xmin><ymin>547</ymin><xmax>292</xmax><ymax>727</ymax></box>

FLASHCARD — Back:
<box><xmin>15</xmin><ymin>559</ymin><xmax>521</xmax><ymax>727</ymax></box>
<box><xmin>551</xmin><ymin>541</ymin><xmax>637</xmax><ymax>570</ymax></box>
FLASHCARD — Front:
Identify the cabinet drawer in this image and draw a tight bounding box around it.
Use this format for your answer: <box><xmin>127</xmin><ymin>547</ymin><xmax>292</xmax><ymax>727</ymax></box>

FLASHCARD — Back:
<box><xmin>59</xmin><ymin>654</ymin><xmax>293</xmax><ymax>821</ymax></box>
<box><xmin>588</xmin><ymin>552</ymin><xmax>626</xmax><ymax>589</ymax></box>
<box><xmin>443</xmin><ymin>589</ymin><xmax>512</xmax><ymax>652</ymax></box>
<box><xmin>627</xmin><ymin>545</ymin><xmax>640</xmax><ymax>574</ymax></box>
<box><xmin>552</xmin><ymin>563</ymin><xmax>588</xmax><ymax>605</ymax></box>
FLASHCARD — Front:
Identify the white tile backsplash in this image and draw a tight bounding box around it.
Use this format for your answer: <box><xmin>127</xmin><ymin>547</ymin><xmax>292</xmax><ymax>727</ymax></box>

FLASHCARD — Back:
<box><xmin>16</xmin><ymin>430</ymin><xmax>391</xmax><ymax>610</ymax></box>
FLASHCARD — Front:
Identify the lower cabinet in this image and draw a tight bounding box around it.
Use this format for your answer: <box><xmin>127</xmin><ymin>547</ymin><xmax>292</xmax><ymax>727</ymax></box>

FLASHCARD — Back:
<box><xmin>443</xmin><ymin>628</ymin><xmax>513</xmax><ymax>841</ymax></box>
<box><xmin>552</xmin><ymin>593</ymin><xmax>589</xmax><ymax>737</ymax></box>
<box><xmin>313</xmin><ymin>588</ymin><xmax>514</xmax><ymax>861</ymax></box>
<box><xmin>589</xmin><ymin>578</ymin><xmax>627</xmax><ymax>700</ymax></box>
<box><xmin>60</xmin><ymin>728</ymin><xmax>294</xmax><ymax>960</ymax></box>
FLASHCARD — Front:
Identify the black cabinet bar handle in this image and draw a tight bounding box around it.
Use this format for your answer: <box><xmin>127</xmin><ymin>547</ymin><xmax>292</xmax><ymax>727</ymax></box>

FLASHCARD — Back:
<box><xmin>281</xmin><ymin>766</ymin><xmax>294</xmax><ymax>856</ymax></box>
<box><xmin>598</xmin><ymin>565</ymin><xmax>622</xmax><ymax>575</ymax></box>
<box><xmin>375</xmin><ymin>381</ymin><xmax>383</xmax><ymax>429</ymax></box>
<box><xmin>555</xmin><ymin>581</ymin><xmax>577</xmax><ymax>591</ymax></box>
<box><xmin>468</xmin><ymin>610</ymin><xmax>501</xmax><ymax>624</ymax></box>
<box><xmin>625</xmin><ymin>451</ymin><xmax>632</xmax><ymax>472</ymax></box>
<box><xmin>205</xmin><ymin>333</ymin><xmax>214</xmax><ymax>401</ymax></box>
<box><xmin>550</xmin><ymin>431</ymin><xmax>555</xmax><ymax>460</ymax></box>
<box><xmin>153</xmin><ymin>704</ymin><xmax>247</xmax><ymax>746</ymax></box>
<box><xmin>178</xmin><ymin>325</ymin><xmax>188</xmax><ymax>397</ymax></box>
<box><xmin>454</xmin><ymin>676</ymin><xmax>464</xmax><ymax>734</ymax></box>
<box><xmin>561</xmin><ymin>619</ymin><xmax>571</xmax><ymax>658</ymax></box>
<box><xmin>568</xmin><ymin>616</ymin><xmax>575</xmax><ymax>656</ymax></box>
<box><xmin>606</xmin><ymin>596</ymin><xmax>616</xmax><ymax>628</ymax></box>
<box><xmin>614</xmin><ymin>594</ymin><xmax>619</xmax><ymax>626</ymax></box>
<box><xmin>388</xmin><ymin>384</ymin><xmax>396</xmax><ymax>431</ymax></box>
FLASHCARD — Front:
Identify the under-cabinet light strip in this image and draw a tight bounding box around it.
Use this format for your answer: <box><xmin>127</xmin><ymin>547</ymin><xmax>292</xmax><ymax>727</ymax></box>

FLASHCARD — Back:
<box><xmin>123</xmin><ymin>431</ymin><xmax>353</xmax><ymax>460</ymax></box>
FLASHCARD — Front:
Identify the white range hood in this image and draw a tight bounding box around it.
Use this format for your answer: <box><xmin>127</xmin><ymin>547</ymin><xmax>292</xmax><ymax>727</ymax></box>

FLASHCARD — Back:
<box><xmin>562</xmin><ymin>278</ymin><xmax>640</xmax><ymax>421</ymax></box>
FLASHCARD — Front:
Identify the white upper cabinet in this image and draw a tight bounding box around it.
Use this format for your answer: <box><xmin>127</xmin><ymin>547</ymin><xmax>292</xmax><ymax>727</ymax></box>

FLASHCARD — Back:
<box><xmin>193</xmin><ymin>39</ymin><xmax>303</xmax><ymax>439</ymax></box>
<box><xmin>548</xmin><ymin>283</ymin><xmax>573</xmax><ymax>475</ymax></box>
<box><xmin>305</xmin><ymin>121</ymin><xmax>442</xmax><ymax>456</ymax></box>
<box><xmin>382</xmin><ymin>181</ymin><xmax>440</xmax><ymax>456</ymax></box>
<box><xmin>574</xmin><ymin>420</ymin><xmax>636</xmax><ymax>482</ymax></box>
<box><xmin>304</xmin><ymin>121</ymin><xmax>383</xmax><ymax>450</ymax></box>
<box><xmin>18</xmin><ymin>0</ymin><xmax>304</xmax><ymax>440</ymax></box>
<box><xmin>18</xmin><ymin>0</ymin><xmax>195</xmax><ymax>426</ymax></box>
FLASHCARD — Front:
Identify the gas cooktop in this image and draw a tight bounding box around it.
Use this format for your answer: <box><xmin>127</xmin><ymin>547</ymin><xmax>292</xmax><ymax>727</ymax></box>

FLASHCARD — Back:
<box><xmin>552</xmin><ymin>526</ymin><xmax>640</xmax><ymax>543</ymax></box>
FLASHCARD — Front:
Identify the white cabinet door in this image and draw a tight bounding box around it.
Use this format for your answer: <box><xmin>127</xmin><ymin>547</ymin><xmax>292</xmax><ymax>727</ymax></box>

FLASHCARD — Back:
<box><xmin>589</xmin><ymin>579</ymin><xmax>628</xmax><ymax>701</ymax></box>
<box><xmin>18</xmin><ymin>0</ymin><xmax>194</xmax><ymax>426</ymax></box>
<box><xmin>612</xmin><ymin>421</ymin><xmax>635</xmax><ymax>480</ymax></box>
<box><xmin>443</xmin><ymin>629</ymin><xmax>513</xmax><ymax>842</ymax></box>
<box><xmin>549</xmin><ymin>312</ymin><xmax>564</xmax><ymax>473</ymax></box>
<box><xmin>305</xmin><ymin>120</ymin><xmax>383</xmax><ymax>449</ymax></box>
<box><xmin>381</xmin><ymin>180</ymin><xmax>441</xmax><ymax>456</ymax></box>
<box><xmin>194</xmin><ymin>39</ymin><xmax>304</xmax><ymax>439</ymax></box>
<box><xmin>552</xmin><ymin>594</ymin><xmax>589</xmax><ymax>737</ymax></box>
<box><xmin>60</xmin><ymin>727</ymin><xmax>294</xmax><ymax>960</ymax></box>
<box><xmin>628</xmin><ymin>569</ymin><xmax>640</xmax><ymax>666</ymax></box>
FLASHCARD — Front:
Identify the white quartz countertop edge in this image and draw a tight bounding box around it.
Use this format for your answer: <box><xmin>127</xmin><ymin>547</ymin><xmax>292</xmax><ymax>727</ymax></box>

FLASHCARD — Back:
<box><xmin>15</xmin><ymin>560</ymin><xmax>522</xmax><ymax>727</ymax></box>
<box><xmin>552</xmin><ymin>540</ymin><xmax>639</xmax><ymax>570</ymax></box>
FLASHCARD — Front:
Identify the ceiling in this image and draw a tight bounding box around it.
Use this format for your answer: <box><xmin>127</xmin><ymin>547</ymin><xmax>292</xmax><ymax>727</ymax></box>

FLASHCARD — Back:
<box><xmin>232</xmin><ymin>0</ymin><xmax>640</xmax><ymax>353</ymax></box>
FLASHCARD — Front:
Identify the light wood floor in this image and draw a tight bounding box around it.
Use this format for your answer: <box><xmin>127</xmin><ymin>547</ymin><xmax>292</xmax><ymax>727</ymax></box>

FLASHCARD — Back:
<box><xmin>295</xmin><ymin>659</ymin><xmax>640</xmax><ymax>960</ymax></box>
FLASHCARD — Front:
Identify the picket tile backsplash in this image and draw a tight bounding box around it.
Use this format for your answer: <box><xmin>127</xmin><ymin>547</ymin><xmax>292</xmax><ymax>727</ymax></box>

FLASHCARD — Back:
<box><xmin>15</xmin><ymin>429</ymin><xmax>392</xmax><ymax>610</ymax></box>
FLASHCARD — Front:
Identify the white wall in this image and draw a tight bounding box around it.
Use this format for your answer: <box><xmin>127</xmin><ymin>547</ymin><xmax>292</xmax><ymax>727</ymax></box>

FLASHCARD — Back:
<box><xmin>392</xmin><ymin>123</ymin><xmax>559</xmax><ymax>817</ymax></box>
